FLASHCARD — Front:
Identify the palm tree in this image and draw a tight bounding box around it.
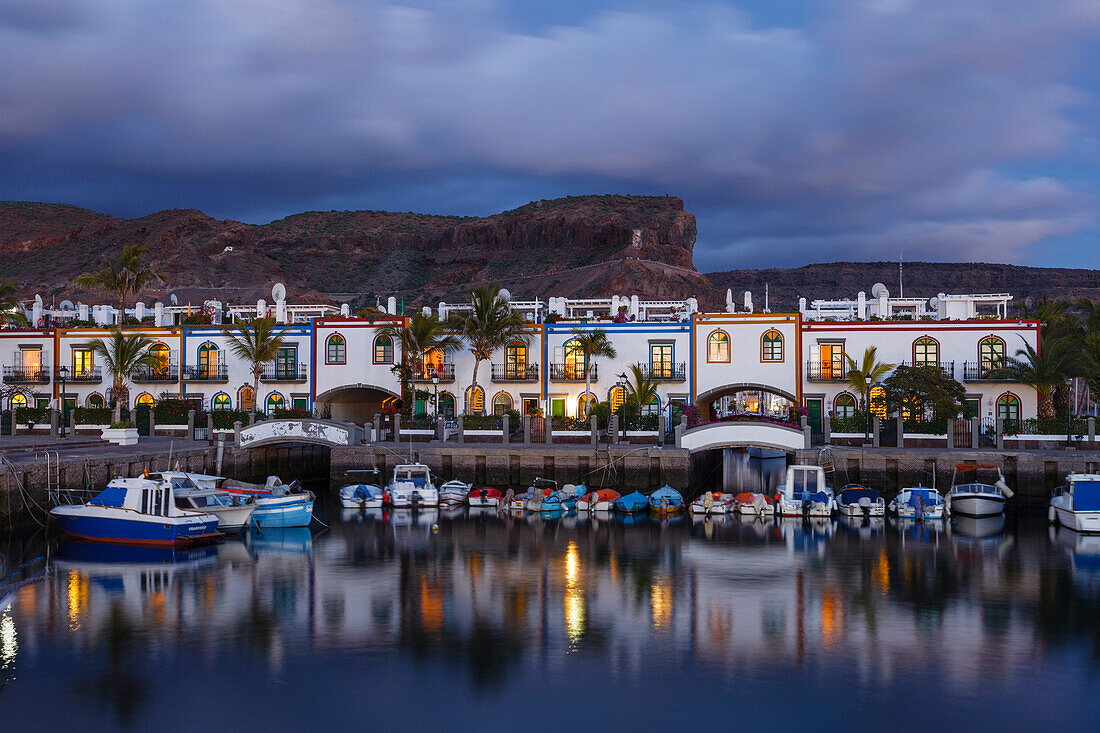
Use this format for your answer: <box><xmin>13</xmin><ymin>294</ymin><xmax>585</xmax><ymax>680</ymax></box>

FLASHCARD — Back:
<box><xmin>623</xmin><ymin>363</ymin><xmax>659</xmax><ymax>429</ymax></box>
<box><xmin>75</xmin><ymin>244</ymin><xmax>164</xmax><ymax>323</ymax></box>
<box><xmin>223</xmin><ymin>318</ymin><xmax>288</xmax><ymax>417</ymax></box>
<box><xmin>378</xmin><ymin>312</ymin><xmax>460</xmax><ymax>417</ymax></box>
<box><xmin>991</xmin><ymin>339</ymin><xmax>1084</xmax><ymax>419</ymax></box>
<box><xmin>845</xmin><ymin>346</ymin><xmax>894</xmax><ymax>444</ymax></box>
<box><xmin>0</xmin><ymin>280</ymin><xmax>28</xmax><ymax>327</ymax></box>
<box><xmin>88</xmin><ymin>329</ymin><xmax>162</xmax><ymax>421</ymax></box>
<box><xmin>449</xmin><ymin>285</ymin><xmax>528</xmax><ymax>415</ymax></box>
<box><xmin>569</xmin><ymin>328</ymin><xmax>617</xmax><ymax>419</ymax></box>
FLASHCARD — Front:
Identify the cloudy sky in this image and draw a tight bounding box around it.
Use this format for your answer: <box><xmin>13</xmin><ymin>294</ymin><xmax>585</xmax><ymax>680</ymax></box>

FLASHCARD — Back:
<box><xmin>2</xmin><ymin>0</ymin><xmax>1099</xmax><ymax>271</ymax></box>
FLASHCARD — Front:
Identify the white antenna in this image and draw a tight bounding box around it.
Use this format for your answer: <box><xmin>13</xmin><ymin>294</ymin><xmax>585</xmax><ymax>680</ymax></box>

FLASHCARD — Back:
<box><xmin>764</xmin><ymin>283</ymin><xmax>771</xmax><ymax>313</ymax></box>
<box><xmin>899</xmin><ymin>252</ymin><xmax>904</xmax><ymax>299</ymax></box>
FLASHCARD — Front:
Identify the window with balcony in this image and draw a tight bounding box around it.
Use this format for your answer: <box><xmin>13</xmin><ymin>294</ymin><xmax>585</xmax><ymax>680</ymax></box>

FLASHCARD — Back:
<box><xmin>979</xmin><ymin>336</ymin><xmax>1005</xmax><ymax>376</ymax></box>
<box><xmin>997</xmin><ymin>392</ymin><xmax>1020</xmax><ymax>421</ymax></box>
<box><xmin>492</xmin><ymin>392</ymin><xmax>513</xmax><ymax>415</ymax></box>
<box><xmin>707</xmin><ymin>330</ymin><xmax>730</xmax><ymax>362</ymax></box>
<box><xmin>72</xmin><ymin>348</ymin><xmax>94</xmax><ymax>377</ymax></box>
<box><xmin>913</xmin><ymin>336</ymin><xmax>938</xmax><ymax>367</ymax></box>
<box><xmin>327</xmin><ymin>333</ymin><xmax>346</xmax><ymax>364</ymax></box>
<box><xmin>374</xmin><ymin>335</ymin><xmax>393</xmax><ymax>364</ymax></box>
<box><xmin>19</xmin><ymin>347</ymin><xmax>41</xmax><ymax>372</ymax></box>
<box><xmin>761</xmin><ymin>330</ymin><xmax>783</xmax><ymax>362</ymax></box>
<box><xmin>198</xmin><ymin>343</ymin><xmax>219</xmax><ymax>377</ymax></box>
<box><xmin>276</xmin><ymin>346</ymin><xmax>297</xmax><ymax>380</ymax></box>
<box><xmin>505</xmin><ymin>341</ymin><xmax>527</xmax><ymax>379</ymax></box>
<box><xmin>650</xmin><ymin>343</ymin><xmax>674</xmax><ymax>378</ymax></box>
<box><xmin>564</xmin><ymin>339</ymin><xmax>586</xmax><ymax>379</ymax></box>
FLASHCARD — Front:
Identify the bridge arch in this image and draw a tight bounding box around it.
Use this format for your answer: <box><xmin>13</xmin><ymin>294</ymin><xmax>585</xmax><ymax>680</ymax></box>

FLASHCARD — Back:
<box><xmin>680</xmin><ymin>421</ymin><xmax>805</xmax><ymax>454</ymax></box>
<box><xmin>315</xmin><ymin>383</ymin><xmax>400</xmax><ymax>423</ymax></box>
<box><xmin>239</xmin><ymin>418</ymin><xmax>361</xmax><ymax>449</ymax></box>
<box><xmin>695</xmin><ymin>382</ymin><xmax>799</xmax><ymax>421</ymax></box>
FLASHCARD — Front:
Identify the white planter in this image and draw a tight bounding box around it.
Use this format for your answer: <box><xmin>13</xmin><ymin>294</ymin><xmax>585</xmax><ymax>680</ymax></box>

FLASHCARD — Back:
<box><xmin>102</xmin><ymin>427</ymin><xmax>139</xmax><ymax>446</ymax></box>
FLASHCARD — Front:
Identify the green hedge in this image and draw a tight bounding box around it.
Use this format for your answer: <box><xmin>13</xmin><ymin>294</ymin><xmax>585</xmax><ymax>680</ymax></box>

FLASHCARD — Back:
<box><xmin>272</xmin><ymin>408</ymin><xmax>311</xmax><ymax>419</ymax></box>
<box><xmin>462</xmin><ymin>414</ymin><xmax>503</xmax><ymax>430</ymax></box>
<box><xmin>73</xmin><ymin>407</ymin><xmax>112</xmax><ymax>425</ymax></box>
<box><xmin>212</xmin><ymin>410</ymin><xmax>250</xmax><ymax>429</ymax></box>
<box><xmin>830</xmin><ymin>415</ymin><xmax>868</xmax><ymax>432</ymax></box>
<box><xmin>154</xmin><ymin>399</ymin><xmax>192</xmax><ymax>425</ymax></box>
<box><xmin>15</xmin><ymin>406</ymin><xmax>49</xmax><ymax>424</ymax></box>
<box><xmin>903</xmin><ymin>418</ymin><xmax>949</xmax><ymax>435</ymax></box>
<box><xmin>1003</xmin><ymin>417</ymin><xmax>1090</xmax><ymax>436</ymax></box>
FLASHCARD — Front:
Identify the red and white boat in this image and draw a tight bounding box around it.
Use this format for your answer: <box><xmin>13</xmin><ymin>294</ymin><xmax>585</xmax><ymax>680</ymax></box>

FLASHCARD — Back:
<box><xmin>467</xmin><ymin>486</ymin><xmax>503</xmax><ymax>507</ymax></box>
<box><xmin>689</xmin><ymin>491</ymin><xmax>736</xmax><ymax>514</ymax></box>
<box><xmin>736</xmin><ymin>492</ymin><xmax>775</xmax><ymax>516</ymax></box>
<box><xmin>577</xmin><ymin>489</ymin><xmax>620</xmax><ymax>512</ymax></box>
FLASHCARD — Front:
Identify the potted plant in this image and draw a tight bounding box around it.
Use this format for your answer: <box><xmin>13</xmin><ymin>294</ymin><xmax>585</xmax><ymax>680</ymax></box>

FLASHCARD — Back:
<box><xmin>102</xmin><ymin>419</ymin><xmax>139</xmax><ymax>446</ymax></box>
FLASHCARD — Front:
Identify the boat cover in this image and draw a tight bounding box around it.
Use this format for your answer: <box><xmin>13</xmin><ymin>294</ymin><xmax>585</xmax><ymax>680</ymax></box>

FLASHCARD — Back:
<box><xmin>811</xmin><ymin>491</ymin><xmax>830</xmax><ymax>504</ymax></box>
<box><xmin>649</xmin><ymin>486</ymin><xmax>684</xmax><ymax>506</ymax></box>
<box><xmin>1072</xmin><ymin>480</ymin><xmax>1100</xmax><ymax>511</ymax></box>
<box><xmin>839</xmin><ymin>487</ymin><xmax>879</xmax><ymax>504</ymax></box>
<box><xmin>585</xmin><ymin>489</ymin><xmax>620</xmax><ymax>503</ymax></box>
<box><xmin>88</xmin><ymin>486</ymin><xmax>127</xmax><ymax>508</ymax></box>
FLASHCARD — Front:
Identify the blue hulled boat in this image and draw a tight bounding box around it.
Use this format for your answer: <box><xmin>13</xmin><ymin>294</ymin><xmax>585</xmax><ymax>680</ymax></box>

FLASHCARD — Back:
<box><xmin>648</xmin><ymin>485</ymin><xmax>685</xmax><ymax>516</ymax></box>
<box><xmin>615</xmin><ymin>491</ymin><xmax>648</xmax><ymax>514</ymax></box>
<box><xmin>224</xmin><ymin>476</ymin><xmax>314</xmax><ymax>528</ymax></box>
<box><xmin>50</xmin><ymin>477</ymin><xmax>221</xmax><ymax>546</ymax></box>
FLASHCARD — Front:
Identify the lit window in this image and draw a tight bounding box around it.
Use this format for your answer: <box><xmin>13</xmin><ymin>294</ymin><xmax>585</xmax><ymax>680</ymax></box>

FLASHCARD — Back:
<box><xmin>914</xmin><ymin>337</ymin><xmax>938</xmax><ymax>367</ymax></box>
<box><xmin>265</xmin><ymin>393</ymin><xmax>284</xmax><ymax>414</ymax></box>
<box><xmin>465</xmin><ymin>385</ymin><xmax>485</xmax><ymax>415</ymax></box>
<box><xmin>979</xmin><ymin>337</ymin><xmax>1005</xmax><ymax>376</ymax></box>
<box><xmin>492</xmin><ymin>392</ymin><xmax>513</xmax><ymax>415</ymax></box>
<box><xmin>213</xmin><ymin>394</ymin><xmax>232</xmax><ymax>410</ymax></box>
<box><xmin>374</xmin><ymin>335</ymin><xmax>393</xmax><ymax>364</ymax></box>
<box><xmin>708</xmin><ymin>331</ymin><xmax>730</xmax><ymax>362</ymax></box>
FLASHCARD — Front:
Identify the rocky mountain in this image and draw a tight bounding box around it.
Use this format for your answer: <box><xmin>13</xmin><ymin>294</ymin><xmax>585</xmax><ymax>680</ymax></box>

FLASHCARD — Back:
<box><xmin>2</xmin><ymin>196</ymin><xmax>1098</xmax><ymax>311</ymax></box>
<box><xmin>0</xmin><ymin>195</ymin><xmax>703</xmax><ymax>307</ymax></box>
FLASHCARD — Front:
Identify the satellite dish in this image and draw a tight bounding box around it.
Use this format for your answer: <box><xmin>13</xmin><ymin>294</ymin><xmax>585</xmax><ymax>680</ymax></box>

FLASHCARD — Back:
<box><xmin>170</xmin><ymin>294</ymin><xmax>179</xmax><ymax>305</ymax></box>
<box><xmin>928</xmin><ymin>296</ymin><xmax>940</xmax><ymax>309</ymax></box>
<box><xmin>272</xmin><ymin>283</ymin><xmax>287</xmax><ymax>302</ymax></box>
<box><xmin>59</xmin><ymin>300</ymin><xmax>74</xmax><ymax>310</ymax></box>
<box><xmin>499</xmin><ymin>288</ymin><xmax>511</xmax><ymax>302</ymax></box>
<box><xmin>871</xmin><ymin>283</ymin><xmax>888</xmax><ymax>298</ymax></box>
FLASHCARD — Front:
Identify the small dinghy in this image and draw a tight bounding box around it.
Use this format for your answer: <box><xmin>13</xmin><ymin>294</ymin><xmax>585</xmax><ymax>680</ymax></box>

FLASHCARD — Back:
<box><xmin>890</xmin><ymin>486</ymin><xmax>945</xmax><ymax>521</ymax></box>
<box><xmin>559</xmin><ymin>483</ymin><xmax>586</xmax><ymax>508</ymax></box>
<box><xmin>648</xmin><ymin>486</ymin><xmax>685</xmax><ymax>516</ymax></box>
<box><xmin>467</xmin><ymin>486</ymin><xmax>503</xmax><ymax>507</ymax></box>
<box><xmin>735</xmin><ymin>492</ymin><xmax>775</xmax><ymax>516</ymax></box>
<box><xmin>339</xmin><ymin>483</ymin><xmax>385</xmax><ymax>509</ymax></box>
<box><xmin>615</xmin><ymin>491</ymin><xmax>648</xmax><ymax>514</ymax></box>
<box><xmin>947</xmin><ymin>464</ymin><xmax>1012</xmax><ymax>518</ymax></box>
<box><xmin>836</xmin><ymin>485</ymin><xmax>885</xmax><ymax>518</ymax></box>
<box><xmin>50</xmin><ymin>476</ymin><xmax>220</xmax><ymax>546</ymax></box>
<box><xmin>578</xmin><ymin>489</ymin><xmax>620</xmax><ymax>512</ymax></box>
<box><xmin>439</xmin><ymin>480</ymin><xmax>471</xmax><ymax>506</ymax></box>
<box><xmin>1050</xmin><ymin>474</ymin><xmax>1100</xmax><ymax>533</ymax></box>
<box><xmin>690</xmin><ymin>491</ymin><xmax>736</xmax><ymax>515</ymax></box>
<box><xmin>524</xmin><ymin>478</ymin><xmax>558</xmax><ymax>512</ymax></box>
<box><xmin>510</xmin><ymin>490</ymin><xmax>529</xmax><ymax>511</ymax></box>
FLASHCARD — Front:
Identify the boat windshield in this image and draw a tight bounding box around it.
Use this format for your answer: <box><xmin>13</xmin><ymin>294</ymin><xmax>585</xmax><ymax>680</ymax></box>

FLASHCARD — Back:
<box><xmin>952</xmin><ymin>483</ymin><xmax>1000</xmax><ymax>496</ymax></box>
<box><xmin>170</xmin><ymin>476</ymin><xmax>201</xmax><ymax>492</ymax></box>
<box><xmin>1071</xmin><ymin>480</ymin><xmax>1100</xmax><ymax>511</ymax></box>
<box><xmin>791</xmin><ymin>469</ymin><xmax>820</xmax><ymax>495</ymax></box>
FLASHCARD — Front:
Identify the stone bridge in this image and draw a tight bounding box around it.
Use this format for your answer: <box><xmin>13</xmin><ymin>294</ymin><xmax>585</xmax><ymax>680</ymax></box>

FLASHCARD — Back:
<box><xmin>238</xmin><ymin>418</ymin><xmax>363</xmax><ymax>449</ymax></box>
<box><xmin>679</xmin><ymin>420</ymin><xmax>807</xmax><ymax>454</ymax></box>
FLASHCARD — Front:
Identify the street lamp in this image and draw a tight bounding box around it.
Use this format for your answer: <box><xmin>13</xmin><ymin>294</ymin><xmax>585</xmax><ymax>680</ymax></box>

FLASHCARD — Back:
<box><xmin>57</xmin><ymin>365</ymin><xmax>68</xmax><ymax>439</ymax></box>
<box><xmin>432</xmin><ymin>374</ymin><xmax>439</xmax><ymax>421</ymax></box>
<box><xmin>617</xmin><ymin>371</ymin><xmax>629</xmax><ymax>442</ymax></box>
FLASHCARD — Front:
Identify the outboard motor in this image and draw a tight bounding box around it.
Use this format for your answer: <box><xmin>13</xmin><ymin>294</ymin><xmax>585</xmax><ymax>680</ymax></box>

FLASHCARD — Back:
<box><xmin>500</xmin><ymin>488</ymin><xmax>514</xmax><ymax>512</ymax></box>
<box><xmin>860</xmin><ymin>496</ymin><xmax>871</xmax><ymax>519</ymax></box>
<box><xmin>411</xmin><ymin>491</ymin><xmax>421</xmax><ymax>509</ymax></box>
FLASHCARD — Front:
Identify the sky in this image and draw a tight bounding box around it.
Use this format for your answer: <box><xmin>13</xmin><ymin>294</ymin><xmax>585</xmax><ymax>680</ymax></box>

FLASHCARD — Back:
<box><xmin>2</xmin><ymin>0</ymin><xmax>1100</xmax><ymax>272</ymax></box>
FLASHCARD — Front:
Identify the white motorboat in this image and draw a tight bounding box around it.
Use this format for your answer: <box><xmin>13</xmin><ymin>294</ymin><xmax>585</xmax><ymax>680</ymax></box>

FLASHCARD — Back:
<box><xmin>1049</xmin><ymin>474</ymin><xmax>1100</xmax><ymax>533</ymax></box>
<box><xmin>387</xmin><ymin>463</ymin><xmax>439</xmax><ymax>508</ymax></box>
<box><xmin>689</xmin><ymin>491</ymin><xmax>735</xmax><ymax>514</ymax></box>
<box><xmin>776</xmin><ymin>465</ymin><xmax>834</xmax><ymax>517</ymax></box>
<box><xmin>890</xmin><ymin>486</ymin><xmax>946</xmax><ymax>521</ymax></box>
<box><xmin>439</xmin><ymin>480</ymin><xmax>472</xmax><ymax>506</ymax></box>
<box><xmin>835</xmin><ymin>485</ymin><xmax>885</xmax><ymax>518</ymax></box>
<box><xmin>154</xmin><ymin>472</ymin><xmax>257</xmax><ymax>532</ymax></box>
<box><xmin>946</xmin><ymin>464</ymin><xmax>1012</xmax><ymax>518</ymax></box>
<box><xmin>736</xmin><ymin>492</ymin><xmax>775</xmax><ymax>516</ymax></box>
<box><xmin>339</xmin><ymin>482</ymin><xmax>385</xmax><ymax>509</ymax></box>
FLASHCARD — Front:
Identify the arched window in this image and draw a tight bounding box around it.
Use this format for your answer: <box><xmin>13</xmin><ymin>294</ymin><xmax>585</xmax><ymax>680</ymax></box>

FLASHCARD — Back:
<box><xmin>238</xmin><ymin>385</ymin><xmax>255</xmax><ymax>412</ymax></box>
<box><xmin>577</xmin><ymin>393</ymin><xmax>597</xmax><ymax>419</ymax></box>
<box><xmin>373</xmin><ymin>334</ymin><xmax>393</xmax><ymax>364</ymax></box>
<box><xmin>869</xmin><ymin>386</ymin><xmax>886</xmax><ymax>419</ymax></box>
<box><xmin>492</xmin><ymin>392</ymin><xmax>513</xmax><ymax>415</ymax></box>
<box><xmin>708</xmin><ymin>330</ymin><xmax>730</xmax><ymax>362</ymax></box>
<box><xmin>212</xmin><ymin>393</ymin><xmax>232</xmax><ymax>410</ymax></box>
<box><xmin>198</xmin><ymin>343</ymin><xmax>219</xmax><ymax>377</ymax></box>
<box><xmin>761</xmin><ymin>329</ymin><xmax>783</xmax><ymax>362</ymax></box>
<box><xmin>438</xmin><ymin>392</ymin><xmax>456</xmax><ymax>418</ymax></box>
<box><xmin>979</xmin><ymin>336</ymin><xmax>1006</xmax><ymax>376</ymax></box>
<box><xmin>608</xmin><ymin>386</ymin><xmax>626</xmax><ymax>414</ymax></box>
<box><xmin>326</xmin><ymin>334</ymin><xmax>346</xmax><ymax>364</ymax></box>
<box><xmin>996</xmin><ymin>393</ymin><xmax>1020</xmax><ymax>421</ymax></box>
<box><xmin>10</xmin><ymin>393</ymin><xmax>27</xmax><ymax>409</ymax></box>
<box><xmin>505</xmin><ymin>341</ymin><xmax>528</xmax><ymax>379</ymax></box>
<box><xmin>640</xmin><ymin>394</ymin><xmax>660</xmax><ymax>416</ymax></box>
<box><xmin>834</xmin><ymin>393</ymin><xmax>857</xmax><ymax>418</ymax></box>
<box><xmin>914</xmin><ymin>336</ymin><xmax>939</xmax><ymax>367</ymax></box>
<box><xmin>563</xmin><ymin>339</ymin><xmax>586</xmax><ymax>380</ymax></box>
<box><xmin>464</xmin><ymin>385</ymin><xmax>485</xmax><ymax>415</ymax></box>
<box><xmin>265</xmin><ymin>392</ymin><xmax>285</xmax><ymax>414</ymax></box>
<box><xmin>86</xmin><ymin>393</ymin><xmax>105</xmax><ymax>408</ymax></box>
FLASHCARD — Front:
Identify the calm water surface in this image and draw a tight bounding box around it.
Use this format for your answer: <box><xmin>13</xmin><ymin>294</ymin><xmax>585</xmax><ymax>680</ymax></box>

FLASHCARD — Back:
<box><xmin>2</xmin><ymin>462</ymin><xmax>1100</xmax><ymax>730</ymax></box>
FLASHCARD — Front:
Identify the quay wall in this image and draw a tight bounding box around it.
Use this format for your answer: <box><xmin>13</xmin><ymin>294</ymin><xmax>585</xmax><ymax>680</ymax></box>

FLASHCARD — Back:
<box><xmin>797</xmin><ymin>446</ymin><xmax>1100</xmax><ymax>507</ymax></box>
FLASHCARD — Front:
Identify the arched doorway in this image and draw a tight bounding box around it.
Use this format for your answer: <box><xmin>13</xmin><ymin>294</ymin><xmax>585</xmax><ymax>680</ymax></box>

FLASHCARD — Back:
<box><xmin>315</xmin><ymin>384</ymin><xmax>401</xmax><ymax>423</ymax></box>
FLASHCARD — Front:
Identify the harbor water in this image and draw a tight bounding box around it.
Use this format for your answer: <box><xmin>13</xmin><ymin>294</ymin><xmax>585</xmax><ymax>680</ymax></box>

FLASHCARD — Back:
<box><xmin>1</xmin><ymin>454</ymin><xmax>1099</xmax><ymax>730</ymax></box>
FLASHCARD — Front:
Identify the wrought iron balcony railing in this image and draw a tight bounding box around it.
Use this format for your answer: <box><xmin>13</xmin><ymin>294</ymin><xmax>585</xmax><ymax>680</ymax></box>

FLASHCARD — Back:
<box><xmin>490</xmin><ymin>363</ymin><xmax>539</xmax><ymax>382</ymax></box>
<box><xmin>182</xmin><ymin>364</ymin><xmax>229</xmax><ymax>382</ymax></box>
<box><xmin>2</xmin><ymin>366</ymin><xmax>50</xmax><ymax>384</ymax></box>
<box><xmin>132</xmin><ymin>362</ymin><xmax>179</xmax><ymax>382</ymax></box>
<box><xmin>260</xmin><ymin>363</ymin><xmax>309</xmax><ymax>382</ymax></box>
<box><xmin>411</xmin><ymin>363</ymin><xmax>456</xmax><ymax>383</ymax></box>
<box><xmin>640</xmin><ymin>362</ymin><xmax>686</xmax><ymax>381</ymax></box>
<box><xmin>62</xmin><ymin>366</ymin><xmax>102</xmax><ymax>383</ymax></box>
<box><xmin>805</xmin><ymin>361</ymin><xmax>847</xmax><ymax>381</ymax></box>
<box><xmin>900</xmin><ymin>360</ymin><xmax>956</xmax><ymax>380</ymax></box>
<box><xmin>549</xmin><ymin>363</ymin><xmax>598</xmax><ymax>382</ymax></box>
<box><xmin>963</xmin><ymin>361</ymin><xmax>1012</xmax><ymax>382</ymax></box>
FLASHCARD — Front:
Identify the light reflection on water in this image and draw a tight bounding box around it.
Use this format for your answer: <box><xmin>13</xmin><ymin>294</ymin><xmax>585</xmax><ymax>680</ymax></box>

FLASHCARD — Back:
<box><xmin>0</xmin><ymin>465</ymin><xmax>1099</xmax><ymax>729</ymax></box>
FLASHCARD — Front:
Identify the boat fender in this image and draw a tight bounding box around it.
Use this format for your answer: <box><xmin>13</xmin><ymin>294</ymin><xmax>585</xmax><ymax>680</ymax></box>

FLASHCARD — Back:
<box><xmin>431</xmin><ymin>524</ymin><xmax>439</xmax><ymax>533</ymax></box>
<box><xmin>1048</xmin><ymin>505</ymin><xmax>1056</xmax><ymax>523</ymax></box>
<box><xmin>995</xmin><ymin>478</ymin><xmax>1014</xmax><ymax>499</ymax></box>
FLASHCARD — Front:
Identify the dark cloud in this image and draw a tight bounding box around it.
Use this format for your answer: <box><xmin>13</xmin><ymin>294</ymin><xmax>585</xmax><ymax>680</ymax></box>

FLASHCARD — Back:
<box><xmin>1</xmin><ymin>0</ymin><xmax>1098</xmax><ymax>270</ymax></box>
